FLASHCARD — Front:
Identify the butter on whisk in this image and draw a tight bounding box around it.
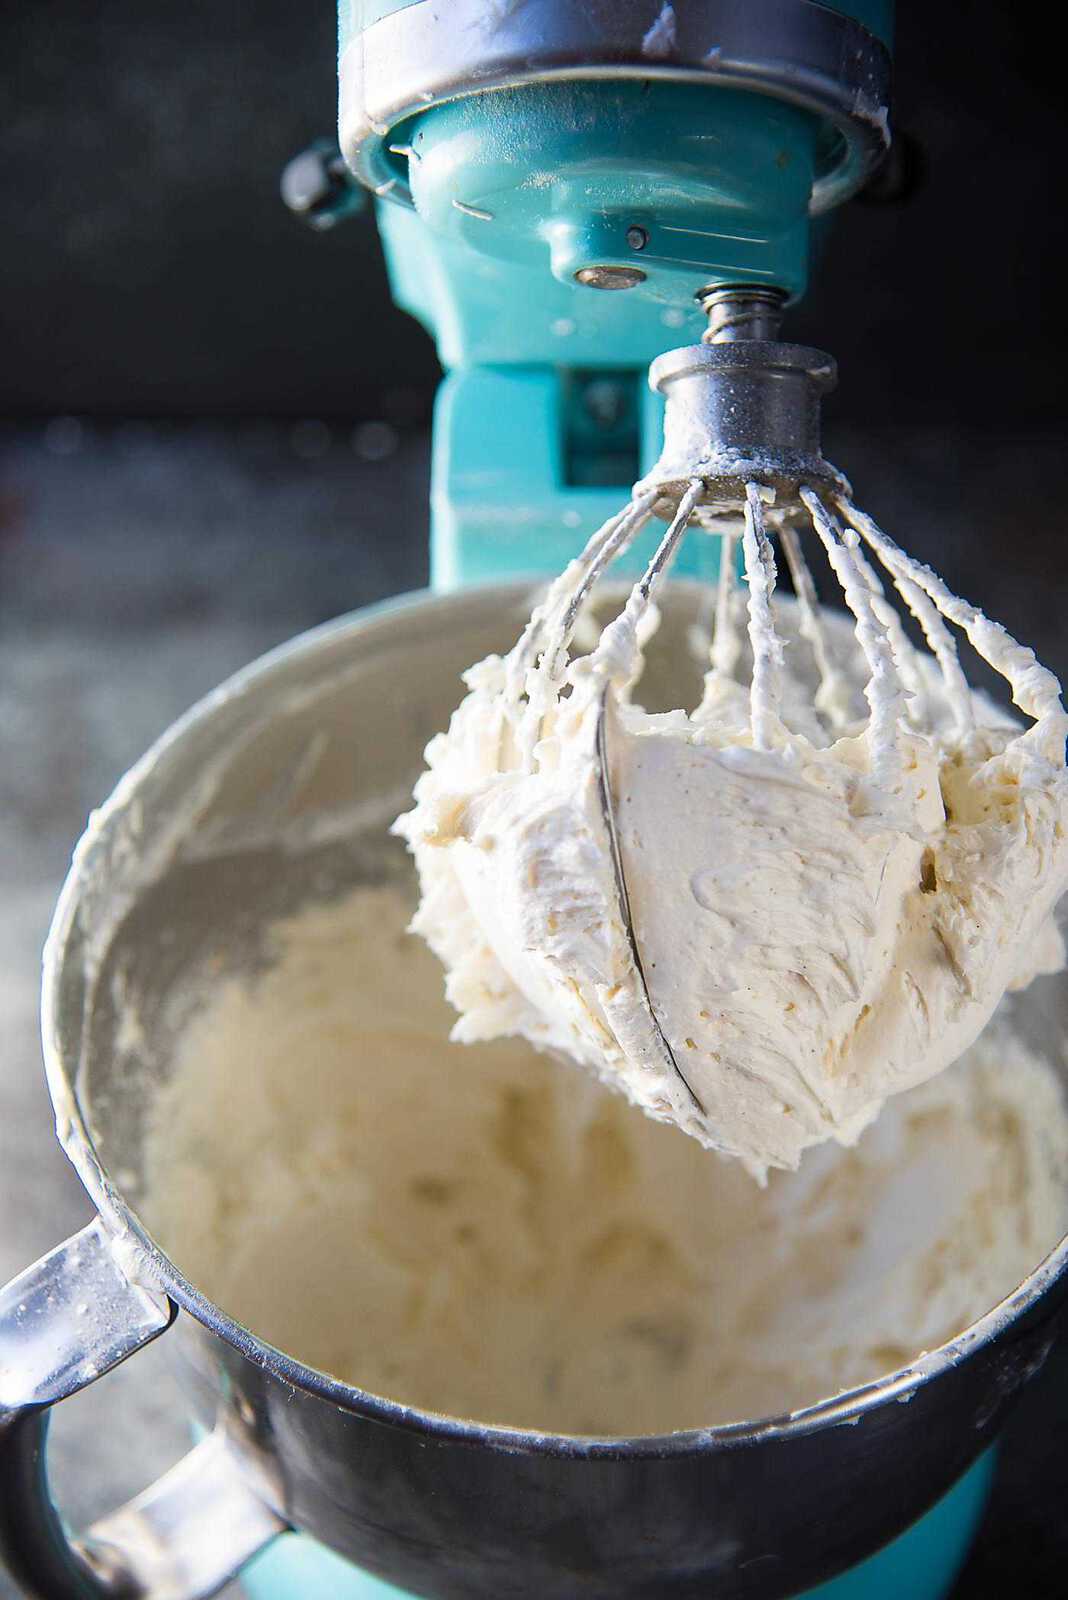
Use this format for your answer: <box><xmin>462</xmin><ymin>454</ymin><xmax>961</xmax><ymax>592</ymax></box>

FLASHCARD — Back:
<box><xmin>395</xmin><ymin>290</ymin><xmax>1068</xmax><ymax>1181</ymax></box>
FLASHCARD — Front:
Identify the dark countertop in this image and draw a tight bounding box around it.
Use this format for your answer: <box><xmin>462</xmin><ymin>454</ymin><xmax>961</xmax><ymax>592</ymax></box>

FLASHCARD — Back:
<box><xmin>1</xmin><ymin>420</ymin><xmax>1065</xmax><ymax>1599</ymax></box>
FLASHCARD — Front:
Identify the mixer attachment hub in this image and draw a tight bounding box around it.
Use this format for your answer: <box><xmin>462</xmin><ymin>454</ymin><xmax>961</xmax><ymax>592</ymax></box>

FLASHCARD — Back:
<box><xmin>641</xmin><ymin>337</ymin><xmax>847</xmax><ymax>516</ymax></box>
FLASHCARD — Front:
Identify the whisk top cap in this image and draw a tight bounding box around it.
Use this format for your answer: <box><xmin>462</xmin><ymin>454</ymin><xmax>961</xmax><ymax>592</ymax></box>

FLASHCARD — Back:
<box><xmin>648</xmin><ymin>340</ymin><xmax>837</xmax><ymax>395</ymax></box>
<box><xmin>643</xmin><ymin>339</ymin><xmax>845</xmax><ymax>507</ymax></box>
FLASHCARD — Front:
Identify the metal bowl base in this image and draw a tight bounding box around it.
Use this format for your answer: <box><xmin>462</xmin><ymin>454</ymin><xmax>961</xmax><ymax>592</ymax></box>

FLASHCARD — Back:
<box><xmin>241</xmin><ymin>1450</ymin><xmax>995</xmax><ymax>1600</ymax></box>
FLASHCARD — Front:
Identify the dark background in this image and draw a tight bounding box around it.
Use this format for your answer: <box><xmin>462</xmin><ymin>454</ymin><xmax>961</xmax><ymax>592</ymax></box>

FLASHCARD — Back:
<box><xmin>1</xmin><ymin>5</ymin><xmax>1067</xmax><ymax>1598</ymax></box>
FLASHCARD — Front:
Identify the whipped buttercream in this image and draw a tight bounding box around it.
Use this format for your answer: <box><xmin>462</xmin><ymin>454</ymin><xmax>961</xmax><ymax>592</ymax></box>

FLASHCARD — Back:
<box><xmin>142</xmin><ymin>881</ymin><xmax>1068</xmax><ymax>1435</ymax></box>
<box><xmin>396</xmin><ymin>516</ymin><xmax>1068</xmax><ymax>1178</ymax></box>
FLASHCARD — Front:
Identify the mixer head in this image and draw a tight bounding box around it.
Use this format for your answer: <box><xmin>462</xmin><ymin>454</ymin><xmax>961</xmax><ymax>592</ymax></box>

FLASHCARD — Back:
<box><xmin>340</xmin><ymin>1</ymin><xmax>891</xmax><ymax>306</ymax></box>
<box><xmin>336</xmin><ymin>0</ymin><xmax>893</xmax><ymax>585</ymax></box>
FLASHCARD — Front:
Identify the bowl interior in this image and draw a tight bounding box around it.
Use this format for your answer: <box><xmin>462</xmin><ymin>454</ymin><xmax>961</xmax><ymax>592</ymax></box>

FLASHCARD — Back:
<box><xmin>45</xmin><ymin>579</ymin><xmax>1068</xmax><ymax>1438</ymax></box>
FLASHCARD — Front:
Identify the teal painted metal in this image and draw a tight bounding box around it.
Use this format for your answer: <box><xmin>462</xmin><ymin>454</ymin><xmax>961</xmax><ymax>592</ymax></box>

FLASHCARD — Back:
<box><xmin>358</xmin><ymin>6</ymin><xmax>893</xmax><ymax>588</ymax></box>
<box><xmin>378</xmin><ymin>75</ymin><xmax>818</xmax><ymax>590</ymax></box>
<box><xmin>794</xmin><ymin>1449</ymin><xmax>995</xmax><ymax>1600</ymax></box>
<box><xmin>375</xmin><ymin>72</ymin><xmax>837</xmax><ymax>586</ymax></box>
<box><xmin>428</xmin><ymin>365</ymin><xmax>721</xmax><ymax>590</ymax></box>
<box><xmin>240</xmin><ymin>1450</ymin><xmax>993</xmax><ymax>1600</ymax></box>
<box><xmin>378</xmin><ymin>201</ymin><xmax>708</xmax><ymax>371</ymax></box>
<box><xmin>404</xmin><ymin>82</ymin><xmax>818</xmax><ymax>306</ymax></box>
<box><xmin>379</xmin><ymin>195</ymin><xmax>725</xmax><ymax>588</ymax></box>
<box><xmin>380</xmin><ymin>77</ymin><xmax>820</xmax><ymax>362</ymax></box>
<box><xmin>376</xmin><ymin>78</ymin><xmax>813</xmax><ymax>587</ymax></box>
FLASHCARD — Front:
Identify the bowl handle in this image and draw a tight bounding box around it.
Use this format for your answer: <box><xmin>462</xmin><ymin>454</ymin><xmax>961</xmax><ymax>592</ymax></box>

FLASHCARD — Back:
<box><xmin>0</xmin><ymin>1217</ymin><xmax>285</xmax><ymax>1598</ymax></box>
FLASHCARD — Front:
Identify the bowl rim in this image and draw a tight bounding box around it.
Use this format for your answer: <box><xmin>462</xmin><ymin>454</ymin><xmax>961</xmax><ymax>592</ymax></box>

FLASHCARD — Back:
<box><xmin>39</xmin><ymin>580</ymin><xmax>1068</xmax><ymax>1461</ymax></box>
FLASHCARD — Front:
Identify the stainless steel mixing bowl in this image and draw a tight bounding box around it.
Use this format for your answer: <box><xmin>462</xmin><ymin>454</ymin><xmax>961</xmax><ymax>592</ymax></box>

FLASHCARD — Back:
<box><xmin>1</xmin><ymin>583</ymin><xmax>1067</xmax><ymax>1600</ymax></box>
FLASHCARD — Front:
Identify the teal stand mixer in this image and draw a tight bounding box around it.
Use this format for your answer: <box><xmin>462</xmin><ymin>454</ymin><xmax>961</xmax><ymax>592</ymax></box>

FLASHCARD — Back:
<box><xmin>261</xmin><ymin>1</ymin><xmax>993</xmax><ymax>1595</ymax></box>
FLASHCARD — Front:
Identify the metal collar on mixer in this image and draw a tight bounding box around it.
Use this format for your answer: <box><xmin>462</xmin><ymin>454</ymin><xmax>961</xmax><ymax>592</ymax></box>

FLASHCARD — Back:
<box><xmin>340</xmin><ymin>0</ymin><xmax>892</xmax><ymax>217</ymax></box>
<box><xmin>644</xmin><ymin>339</ymin><xmax>845</xmax><ymax>506</ymax></box>
<box><xmin>639</xmin><ymin>285</ymin><xmax>847</xmax><ymax>509</ymax></box>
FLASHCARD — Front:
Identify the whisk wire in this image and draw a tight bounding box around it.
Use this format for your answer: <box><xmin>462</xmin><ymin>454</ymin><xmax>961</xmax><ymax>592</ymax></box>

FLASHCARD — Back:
<box><xmin>844</xmin><ymin>533</ymin><xmax>931</xmax><ymax>732</ymax></box>
<box><xmin>708</xmin><ymin>530</ymin><xmax>741</xmax><ymax>685</ymax></box>
<box><xmin>594</xmin><ymin>481</ymin><xmax>706</xmax><ymax>681</ymax></box>
<box><xmin>507</xmin><ymin>492</ymin><xmax>658</xmax><ymax>702</ymax></box>
<box><xmin>742</xmin><ymin>482</ymin><xmax>786</xmax><ymax>750</ymax></box>
<box><xmin>778</xmin><ymin>521</ymin><xmax>852</xmax><ymax>732</ymax></box>
<box><xmin>501</xmin><ymin>411</ymin><xmax>1067</xmax><ymax>806</ymax></box>
<box><xmin>802</xmin><ymin>488</ymin><xmax>905</xmax><ymax>789</ymax></box>
<box><xmin>834</xmin><ymin>501</ymin><xmax>974</xmax><ymax>736</ymax></box>
<box><xmin>839</xmin><ymin>498</ymin><xmax>1067</xmax><ymax>744</ymax></box>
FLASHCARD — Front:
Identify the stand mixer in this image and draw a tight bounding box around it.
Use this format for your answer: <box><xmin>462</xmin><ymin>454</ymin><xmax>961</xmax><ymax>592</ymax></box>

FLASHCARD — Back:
<box><xmin>261</xmin><ymin>0</ymin><xmax>989</xmax><ymax>1595</ymax></box>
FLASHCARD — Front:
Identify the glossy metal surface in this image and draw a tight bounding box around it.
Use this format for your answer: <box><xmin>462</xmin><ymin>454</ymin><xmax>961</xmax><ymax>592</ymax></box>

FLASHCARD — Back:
<box><xmin>642</xmin><ymin>341</ymin><xmax>847</xmax><ymax>503</ymax></box>
<box><xmin>0</xmin><ymin>1222</ymin><xmax>283</xmax><ymax>1598</ymax></box>
<box><xmin>1</xmin><ymin>584</ymin><xmax>1066</xmax><ymax>1599</ymax></box>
